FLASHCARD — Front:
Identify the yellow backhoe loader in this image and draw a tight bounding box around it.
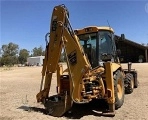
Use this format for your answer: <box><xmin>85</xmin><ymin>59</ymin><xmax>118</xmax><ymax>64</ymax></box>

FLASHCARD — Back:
<box><xmin>36</xmin><ymin>5</ymin><xmax>138</xmax><ymax>117</ymax></box>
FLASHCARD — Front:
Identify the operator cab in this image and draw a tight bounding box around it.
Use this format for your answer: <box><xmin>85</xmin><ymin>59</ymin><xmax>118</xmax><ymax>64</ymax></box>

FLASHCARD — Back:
<box><xmin>75</xmin><ymin>26</ymin><xmax>118</xmax><ymax>68</ymax></box>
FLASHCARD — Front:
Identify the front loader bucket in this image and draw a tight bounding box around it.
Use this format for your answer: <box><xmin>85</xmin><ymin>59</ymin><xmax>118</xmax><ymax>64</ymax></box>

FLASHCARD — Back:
<box><xmin>44</xmin><ymin>94</ymin><xmax>72</xmax><ymax>117</ymax></box>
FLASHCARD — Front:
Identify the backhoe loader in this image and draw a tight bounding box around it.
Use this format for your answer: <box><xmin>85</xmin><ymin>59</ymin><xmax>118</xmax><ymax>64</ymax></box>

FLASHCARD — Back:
<box><xmin>36</xmin><ymin>4</ymin><xmax>138</xmax><ymax>117</ymax></box>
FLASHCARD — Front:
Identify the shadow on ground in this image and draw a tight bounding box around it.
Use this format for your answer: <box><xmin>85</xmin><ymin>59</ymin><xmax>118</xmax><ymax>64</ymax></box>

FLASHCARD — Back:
<box><xmin>18</xmin><ymin>99</ymin><xmax>113</xmax><ymax>119</ymax></box>
<box><xmin>63</xmin><ymin>99</ymin><xmax>111</xmax><ymax>119</ymax></box>
<box><xmin>18</xmin><ymin>105</ymin><xmax>47</xmax><ymax>114</ymax></box>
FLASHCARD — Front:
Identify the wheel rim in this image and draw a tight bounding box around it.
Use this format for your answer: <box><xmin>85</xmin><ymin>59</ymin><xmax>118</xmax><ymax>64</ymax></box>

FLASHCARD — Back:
<box><xmin>117</xmin><ymin>79</ymin><xmax>123</xmax><ymax>99</ymax></box>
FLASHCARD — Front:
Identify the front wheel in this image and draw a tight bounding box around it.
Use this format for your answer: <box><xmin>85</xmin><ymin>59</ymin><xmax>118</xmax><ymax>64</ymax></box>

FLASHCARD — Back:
<box><xmin>114</xmin><ymin>70</ymin><xmax>125</xmax><ymax>109</ymax></box>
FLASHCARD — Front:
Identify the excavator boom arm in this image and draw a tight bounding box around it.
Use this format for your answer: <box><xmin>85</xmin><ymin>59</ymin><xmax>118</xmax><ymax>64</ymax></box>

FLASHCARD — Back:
<box><xmin>36</xmin><ymin>5</ymin><xmax>91</xmax><ymax>102</ymax></box>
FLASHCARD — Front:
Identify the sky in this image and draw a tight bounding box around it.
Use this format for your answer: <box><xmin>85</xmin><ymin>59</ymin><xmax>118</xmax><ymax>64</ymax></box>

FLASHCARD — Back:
<box><xmin>1</xmin><ymin>0</ymin><xmax>148</xmax><ymax>52</ymax></box>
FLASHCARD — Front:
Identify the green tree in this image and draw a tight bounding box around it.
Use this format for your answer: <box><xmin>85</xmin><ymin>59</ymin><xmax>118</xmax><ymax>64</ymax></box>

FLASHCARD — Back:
<box><xmin>141</xmin><ymin>43</ymin><xmax>148</xmax><ymax>46</ymax></box>
<box><xmin>32</xmin><ymin>46</ymin><xmax>45</xmax><ymax>56</ymax></box>
<box><xmin>1</xmin><ymin>42</ymin><xmax>19</xmax><ymax>66</ymax></box>
<box><xmin>18</xmin><ymin>49</ymin><xmax>29</xmax><ymax>64</ymax></box>
<box><xmin>0</xmin><ymin>48</ymin><xmax>2</xmax><ymax>66</ymax></box>
<box><xmin>0</xmin><ymin>56</ymin><xmax>2</xmax><ymax>67</ymax></box>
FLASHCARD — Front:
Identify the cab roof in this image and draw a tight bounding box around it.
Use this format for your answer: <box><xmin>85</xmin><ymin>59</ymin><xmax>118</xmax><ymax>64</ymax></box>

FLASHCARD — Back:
<box><xmin>74</xmin><ymin>26</ymin><xmax>114</xmax><ymax>35</ymax></box>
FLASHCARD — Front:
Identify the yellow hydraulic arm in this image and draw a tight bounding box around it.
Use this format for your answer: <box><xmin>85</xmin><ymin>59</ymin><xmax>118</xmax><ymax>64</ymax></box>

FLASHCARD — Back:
<box><xmin>36</xmin><ymin>5</ymin><xmax>91</xmax><ymax>103</ymax></box>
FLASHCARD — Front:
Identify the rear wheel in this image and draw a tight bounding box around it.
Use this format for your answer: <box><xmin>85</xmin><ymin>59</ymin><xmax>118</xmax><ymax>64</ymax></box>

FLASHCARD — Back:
<box><xmin>124</xmin><ymin>73</ymin><xmax>134</xmax><ymax>94</ymax></box>
<box><xmin>114</xmin><ymin>70</ymin><xmax>125</xmax><ymax>109</ymax></box>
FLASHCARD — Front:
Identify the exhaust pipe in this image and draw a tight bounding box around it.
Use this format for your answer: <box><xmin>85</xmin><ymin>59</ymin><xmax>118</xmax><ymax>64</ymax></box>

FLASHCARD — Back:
<box><xmin>128</xmin><ymin>62</ymin><xmax>132</xmax><ymax>72</ymax></box>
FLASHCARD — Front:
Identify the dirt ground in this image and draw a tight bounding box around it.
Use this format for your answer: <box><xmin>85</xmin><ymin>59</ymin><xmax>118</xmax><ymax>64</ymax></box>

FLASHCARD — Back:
<box><xmin>0</xmin><ymin>63</ymin><xmax>148</xmax><ymax>120</ymax></box>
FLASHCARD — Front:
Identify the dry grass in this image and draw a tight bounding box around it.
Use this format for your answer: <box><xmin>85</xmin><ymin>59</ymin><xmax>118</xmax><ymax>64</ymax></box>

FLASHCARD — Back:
<box><xmin>0</xmin><ymin>63</ymin><xmax>148</xmax><ymax>120</ymax></box>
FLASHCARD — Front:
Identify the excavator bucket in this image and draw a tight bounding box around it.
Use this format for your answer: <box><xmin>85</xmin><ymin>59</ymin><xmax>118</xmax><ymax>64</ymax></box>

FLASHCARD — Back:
<box><xmin>44</xmin><ymin>93</ymin><xmax>72</xmax><ymax>117</ymax></box>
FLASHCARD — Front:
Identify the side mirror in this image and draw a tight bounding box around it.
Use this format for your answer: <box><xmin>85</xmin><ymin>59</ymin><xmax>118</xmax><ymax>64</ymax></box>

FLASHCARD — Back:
<box><xmin>121</xmin><ymin>34</ymin><xmax>125</xmax><ymax>40</ymax></box>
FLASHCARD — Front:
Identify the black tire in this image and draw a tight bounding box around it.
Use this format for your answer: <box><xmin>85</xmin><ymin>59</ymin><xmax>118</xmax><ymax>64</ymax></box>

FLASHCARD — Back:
<box><xmin>114</xmin><ymin>70</ymin><xmax>125</xmax><ymax>109</ymax></box>
<box><xmin>124</xmin><ymin>73</ymin><xmax>134</xmax><ymax>94</ymax></box>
